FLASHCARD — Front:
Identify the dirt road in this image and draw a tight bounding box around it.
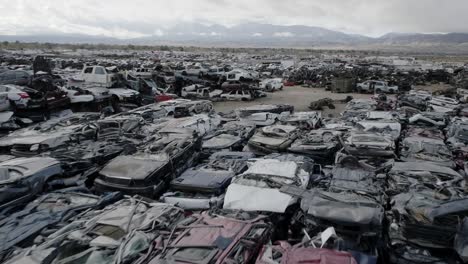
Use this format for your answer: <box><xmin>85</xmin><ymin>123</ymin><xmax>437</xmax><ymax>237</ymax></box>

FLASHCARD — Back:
<box><xmin>213</xmin><ymin>86</ymin><xmax>373</xmax><ymax>117</ymax></box>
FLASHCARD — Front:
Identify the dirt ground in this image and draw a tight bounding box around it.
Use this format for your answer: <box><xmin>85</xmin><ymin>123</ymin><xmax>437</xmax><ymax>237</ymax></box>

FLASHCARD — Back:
<box><xmin>213</xmin><ymin>86</ymin><xmax>373</xmax><ymax>118</ymax></box>
<box><xmin>213</xmin><ymin>83</ymin><xmax>454</xmax><ymax>117</ymax></box>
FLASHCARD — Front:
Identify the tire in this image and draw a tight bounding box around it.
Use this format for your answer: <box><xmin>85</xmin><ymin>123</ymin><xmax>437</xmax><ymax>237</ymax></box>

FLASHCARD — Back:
<box><xmin>182</xmin><ymin>71</ymin><xmax>187</xmax><ymax>76</ymax></box>
<box><xmin>389</xmin><ymin>89</ymin><xmax>394</xmax><ymax>94</ymax></box>
<box><xmin>376</xmin><ymin>88</ymin><xmax>382</xmax><ymax>94</ymax></box>
<box><xmin>279</xmin><ymin>86</ymin><xmax>283</xmax><ymax>90</ymax></box>
<box><xmin>111</xmin><ymin>95</ymin><xmax>121</xmax><ymax>113</ymax></box>
<box><xmin>239</xmin><ymin>77</ymin><xmax>246</xmax><ymax>82</ymax></box>
<box><xmin>9</xmin><ymin>101</ymin><xmax>17</xmax><ymax>112</ymax></box>
<box><xmin>241</xmin><ymin>98</ymin><xmax>248</xmax><ymax>102</ymax></box>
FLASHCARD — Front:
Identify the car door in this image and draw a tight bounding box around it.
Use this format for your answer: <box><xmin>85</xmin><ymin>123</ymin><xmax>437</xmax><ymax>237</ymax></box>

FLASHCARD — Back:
<box><xmin>15</xmin><ymin>71</ymin><xmax>29</xmax><ymax>85</ymax></box>
<box><xmin>375</xmin><ymin>82</ymin><xmax>384</xmax><ymax>90</ymax></box>
<box><xmin>226</xmin><ymin>91</ymin><xmax>235</xmax><ymax>100</ymax></box>
<box><xmin>82</xmin><ymin>66</ymin><xmax>94</xmax><ymax>82</ymax></box>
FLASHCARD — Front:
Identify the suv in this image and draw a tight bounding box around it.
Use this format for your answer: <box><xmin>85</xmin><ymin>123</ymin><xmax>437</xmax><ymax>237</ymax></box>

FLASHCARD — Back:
<box><xmin>357</xmin><ymin>80</ymin><xmax>398</xmax><ymax>93</ymax></box>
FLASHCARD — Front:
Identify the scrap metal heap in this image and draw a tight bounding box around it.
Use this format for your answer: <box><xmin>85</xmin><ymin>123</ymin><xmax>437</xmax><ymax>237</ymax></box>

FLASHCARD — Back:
<box><xmin>2</xmin><ymin>52</ymin><xmax>468</xmax><ymax>263</ymax></box>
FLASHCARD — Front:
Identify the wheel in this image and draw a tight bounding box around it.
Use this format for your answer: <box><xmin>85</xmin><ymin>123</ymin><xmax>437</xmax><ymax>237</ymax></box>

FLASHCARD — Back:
<box><xmin>9</xmin><ymin>101</ymin><xmax>17</xmax><ymax>112</ymax></box>
<box><xmin>279</xmin><ymin>86</ymin><xmax>283</xmax><ymax>90</ymax></box>
<box><xmin>239</xmin><ymin>77</ymin><xmax>246</xmax><ymax>82</ymax></box>
<box><xmin>111</xmin><ymin>95</ymin><xmax>122</xmax><ymax>112</ymax></box>
<box><xmin>389</xmin><ymin>89</ymin><xmax>394</xmax><ymax>94</ymax></box>
<box><xmin>241</xmin><ymin>98</ymin><xmax>248</xmax><ymax>101</ymax></box>
<box><xmin>182</xmin><ymin>71</ymin><xmax>187</xmax><ymax>76</ymax></box>
<box><xmin>198</xmin><ymin>72</ymin><xmax>204</xmax><ymax>78</ymax></box>
<box><xmin>376</xmin><ymin>88</ymin><xmax>382</xmax><ymax>94</ymax></box>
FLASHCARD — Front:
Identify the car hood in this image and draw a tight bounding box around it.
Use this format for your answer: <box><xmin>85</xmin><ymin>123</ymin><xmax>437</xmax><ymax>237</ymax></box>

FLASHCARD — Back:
<box><xmin>0</xmin><ymin>157</ymin><xmax>62</xmax><ymax>184</ymax></box>
<box><xmin>100</xmin><ymin>155</ymin><xmax>167</xmax><ymax>180</ymax></box>
<box><xmin>109</xmin><ymin>88</ymin><xmax>139</xmax><ymax>95</ymax></box>
<box><xmin>203</xmin><ymin>134</ymin><xmax>241</xmax><ymax>149</ymax></box>
<box><xmin>84</xmin><ymin>87</ymin><xmax>110</xmax><ymax>94</ymax></box>
<box><xmin>0</xmin><ymin>131</ymin><xmax>73</xmax><ymax>147</ymax></box>
<box><xmin>223</xmin><ymin>183</ymin><xmax>295</xmax><ymax>213</ymax></box>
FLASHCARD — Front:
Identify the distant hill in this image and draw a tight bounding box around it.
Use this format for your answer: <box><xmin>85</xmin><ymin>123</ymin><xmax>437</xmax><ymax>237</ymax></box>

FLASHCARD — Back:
<box><xmin>1</xmin><ymin>22</ymin><xmax>468</xmax><ymax>51</ymax></box>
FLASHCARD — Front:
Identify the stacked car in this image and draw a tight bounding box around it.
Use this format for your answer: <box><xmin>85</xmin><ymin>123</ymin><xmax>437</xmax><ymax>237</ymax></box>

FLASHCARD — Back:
<box><xmin>2</xmin><ymin>52</ymin><xmax>468</xmax><ymax>264</ymax></box>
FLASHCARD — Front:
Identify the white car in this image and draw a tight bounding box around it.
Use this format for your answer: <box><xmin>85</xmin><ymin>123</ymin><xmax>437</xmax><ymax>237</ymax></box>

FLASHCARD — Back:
<box><xmin>220</xmin><ymin>90</ymin><xmax>253</xmax><ymax>101</ymax></box>
<box><xmin>207</xmin><ymin>67</ymin><xmax>226</xmax><ymax>77</ymax></box>
<box><xmin>60</xmin><ymin>86</ymin><xmax>94</xmax><ymax>104</ymax></box>
<box><xmin>108</xmin><ymin>87</ymin><xmax>140</xmax><ymax>105</ymax></box>
<box><xmin>357</xmin><ymin>80</ymin><xmax>398</xmax><ymax>93</ymax></box>
<box><xmin>225</xmin><ymin>70</ymin><xmax>257</xmax><ymax>81</ymax></box>
<box><xmin>223</xmin><ymin>159</ymin><xmax>310</xmax><ymax>213</ymax></box>
<box><xmin>260</xmin><ymin>78</ymin><xmax>283</xmax><ymax>92</ymax></box>
<box><xmin>131</xmin><ymin>68</ymin><xmax>153</xmax><ymax>78</ymax></box>
<box><xmin>0</xmin><ymin>85</ymin><xmax>31</xmax><ymax>111</ymax></box>
<box><xmin>181</xmin><ymin>66</ymin><xmax>207</xmax><ymax>77</ymax></box>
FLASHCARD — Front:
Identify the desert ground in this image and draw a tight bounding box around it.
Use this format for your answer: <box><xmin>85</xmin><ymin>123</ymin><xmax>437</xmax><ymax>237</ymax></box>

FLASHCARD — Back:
<box><xmin>213</xmin><ymin>86</ymin><xmax>372</xmax><ymax>117</ymax></box>
<box><xmin>213</xmin><ymin>83</ymin><xmax>453</xmax><ymax>117</ymax></box>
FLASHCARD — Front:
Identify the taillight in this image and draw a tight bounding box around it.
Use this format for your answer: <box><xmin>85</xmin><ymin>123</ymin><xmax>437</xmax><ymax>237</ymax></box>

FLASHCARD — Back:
<box><xmin>19</xmin><ymin>93</ymin><xmax>30</xmax><ymax>99</ymax></box>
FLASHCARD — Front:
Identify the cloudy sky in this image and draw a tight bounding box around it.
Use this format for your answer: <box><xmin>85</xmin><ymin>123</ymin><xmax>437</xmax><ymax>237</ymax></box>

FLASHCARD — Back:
<box><xmin>1</xmin><ymin>0</ymin><xmax>467</xmax><ymax>38</ymax></box>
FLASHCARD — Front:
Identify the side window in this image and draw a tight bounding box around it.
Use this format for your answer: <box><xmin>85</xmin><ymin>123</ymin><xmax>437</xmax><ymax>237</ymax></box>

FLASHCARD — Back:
<box><xmin>94</xmin><ymin>67</ymin><xmax>106</xmax><ymax>75</ymax></box>
<box><xmin>15</xmin><ymin>72</ymin><xmax>28</xmax><ymax>79</ymax></box>
<box><xmin>84</xmin><ymin>67</ymin><xmax>93</xmax><ymax>74</ymax></box>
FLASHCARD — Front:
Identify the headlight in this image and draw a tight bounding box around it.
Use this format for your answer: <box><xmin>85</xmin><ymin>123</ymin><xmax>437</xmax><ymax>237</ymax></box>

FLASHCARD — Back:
<box><xmin>30</xmin><ymin>144</ymin><xmax>40</xmax><ymax>152</ymax></box>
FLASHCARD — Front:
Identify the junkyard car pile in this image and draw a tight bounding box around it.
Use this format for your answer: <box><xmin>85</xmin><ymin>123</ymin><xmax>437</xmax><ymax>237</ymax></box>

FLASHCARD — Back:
<box><xmin>1</xmin><ymin>53</ymin><xmax>468</xmax><ymax>263</ymax></box>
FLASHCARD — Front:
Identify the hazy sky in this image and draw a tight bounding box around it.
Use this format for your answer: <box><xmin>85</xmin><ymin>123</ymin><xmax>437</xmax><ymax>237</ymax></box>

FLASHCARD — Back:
<box><xmin>1</xmin><ymin>0</ymin><xmax>467</xmax><ymax>38</ymax></box>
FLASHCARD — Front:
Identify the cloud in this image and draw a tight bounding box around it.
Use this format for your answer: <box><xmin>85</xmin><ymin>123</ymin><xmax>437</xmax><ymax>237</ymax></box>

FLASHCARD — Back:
<box><xmin>0</xmin><ymin>0</ymin><xmax>467</xmax><ymax>38</ymax></box>
<box><xmin>273</xmin><ymin>32</ymin><xmax>294</xmax><ymax>37</ymax></box>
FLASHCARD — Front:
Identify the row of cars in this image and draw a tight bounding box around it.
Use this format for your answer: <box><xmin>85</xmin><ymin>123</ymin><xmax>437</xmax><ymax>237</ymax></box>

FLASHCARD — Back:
<box><xmin>1</xmin><ymin>89</ymin><xmax>468</xmax><ymax>264</ymax></box>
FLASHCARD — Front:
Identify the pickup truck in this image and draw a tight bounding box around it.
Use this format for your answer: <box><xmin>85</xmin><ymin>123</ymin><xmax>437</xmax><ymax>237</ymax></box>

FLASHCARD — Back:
<box><xmin>77</xmin><ymin>65</ymin><xmax>140</xmax><ymax>106</ymax></box>
<box><xmin>356</xmin><ymin>80</ymin><xmax>398</xmax><ymax>94</ymax></box>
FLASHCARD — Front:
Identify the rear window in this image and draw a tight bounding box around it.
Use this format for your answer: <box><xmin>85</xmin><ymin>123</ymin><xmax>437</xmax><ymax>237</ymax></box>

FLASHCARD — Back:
<box><xmin>94</xmin><ymin>67</ymin><xmax>106</xmax><ymax>75</ymax></box>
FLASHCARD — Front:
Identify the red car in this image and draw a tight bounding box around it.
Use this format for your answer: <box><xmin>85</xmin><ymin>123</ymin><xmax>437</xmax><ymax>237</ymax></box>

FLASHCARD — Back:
<box><xmin>146</xmin><ymin>211</ymin><xmax>271</xmax><ymax>264</ymax></box>
<box><xmin>155</xmin><ymin>94</ymin><xmax>175</xmax><ymax>102</ymax></box>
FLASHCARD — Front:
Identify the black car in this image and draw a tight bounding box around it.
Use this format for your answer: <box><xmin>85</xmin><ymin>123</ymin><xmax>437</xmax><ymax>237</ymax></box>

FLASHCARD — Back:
<box><xmin>0</xmin><ymin>157</ymin><xmax>63</xmax><ymax>210</ymax></box>
<box><xmin>94</xmin><ymin>155</ymin><xmax>173</xmax><ymax>197</ymax></box>
<box><xmin>0</xmin><ymin>70</ymin><xmax>30</xmax><ymax>86</ymax></box>
<box><xmin>94</xmin><ymin>135</ymin><xmax>200</xmax><ymax>197</ymax></box>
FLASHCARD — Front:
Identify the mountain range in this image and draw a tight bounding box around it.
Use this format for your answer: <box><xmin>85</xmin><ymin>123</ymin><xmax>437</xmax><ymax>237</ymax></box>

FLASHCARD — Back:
<box><xmin>1</xmin><ymin>22</ymin><xmax>468</xmax><ymax>50</ymax></box>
